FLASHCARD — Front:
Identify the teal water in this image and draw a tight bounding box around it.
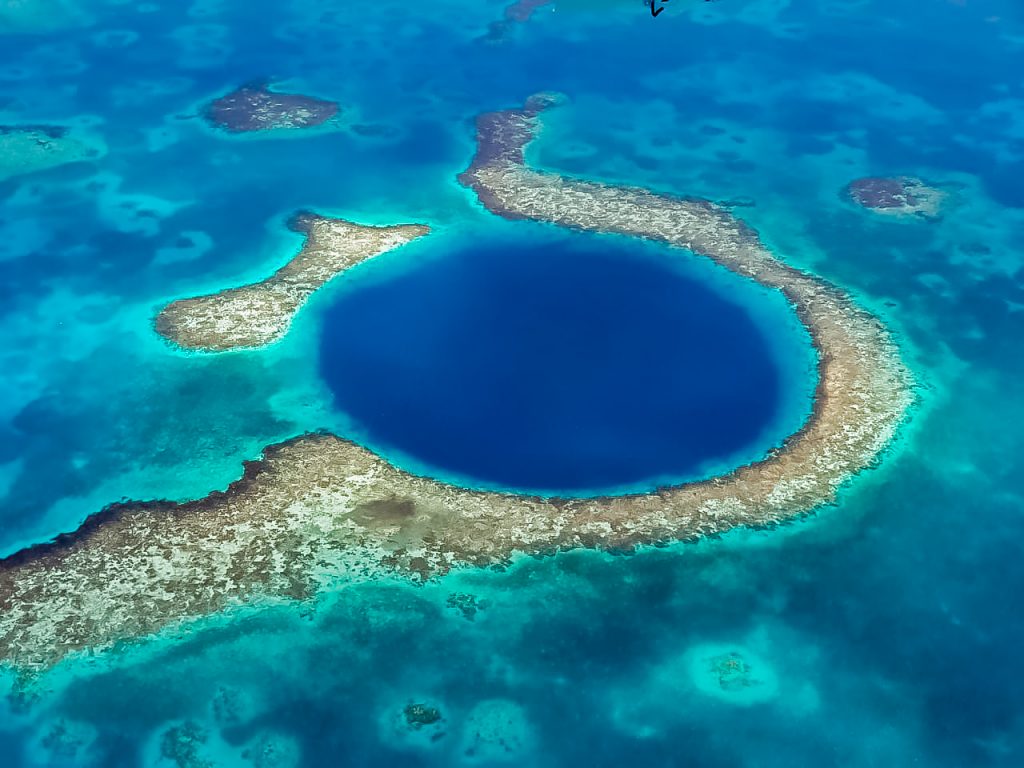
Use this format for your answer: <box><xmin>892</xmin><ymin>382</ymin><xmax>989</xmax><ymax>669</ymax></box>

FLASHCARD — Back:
<box><xmin>1</xmin><ymin>0</ymin><xmax>1023</xmax><ymax>766</ymax></box>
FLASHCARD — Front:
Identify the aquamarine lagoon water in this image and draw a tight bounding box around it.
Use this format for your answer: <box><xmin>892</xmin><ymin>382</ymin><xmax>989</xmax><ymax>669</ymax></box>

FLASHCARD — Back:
<box><xmin>1</xmin><ymin>0</ymin><xmax>1023</xmax><ymax>766</ymax></box>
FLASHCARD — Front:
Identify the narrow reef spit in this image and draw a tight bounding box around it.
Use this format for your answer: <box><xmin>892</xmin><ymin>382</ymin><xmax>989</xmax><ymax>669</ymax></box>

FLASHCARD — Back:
<box><xmin>845</xmin><ymin>176</ymin><xmax>945</xmax><ymax>218</ymax></box>
<box><xmin>155</xmin><ymin>214</ymin><xmax>430</xmax><ymax>352</ymax></box>
<box><xmin>483</xmin><ymin>0</ymin><xmax>553</xmax><ymax>41</ymax></box>
<box><xmin>204</xmin><ymin>82</ymin><xmax>340</xmax><ymax>133</ymax></box>
<box><xmin>0</xmin><ymin>96</ymin><xmax>914</xmax><ymax>672</ymax></box>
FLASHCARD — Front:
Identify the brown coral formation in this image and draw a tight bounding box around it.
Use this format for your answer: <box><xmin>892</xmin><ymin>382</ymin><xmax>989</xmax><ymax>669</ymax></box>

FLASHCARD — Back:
<box><xmin>155</xmin><ymin>214</ymin><xmax>429</xmax><ymax>352</ymax></box>
<box><xmin>845</xmin><ymin>176</ymin><xmax>945</xmax><ymax>218</ymax></box>
<box><xmin>0</xmin><ymin>97</ymin><xmax>913</xmax><ymax>672</ymax></box>
<box><xmin>204</xmin><ymin>82</ymin><xmax>339</xmax><ymax>133</ymax></box>
<box><xmin>160</xmin><ymin>721</ymin><xmax>212</xmax><ymax>768</ymax></box>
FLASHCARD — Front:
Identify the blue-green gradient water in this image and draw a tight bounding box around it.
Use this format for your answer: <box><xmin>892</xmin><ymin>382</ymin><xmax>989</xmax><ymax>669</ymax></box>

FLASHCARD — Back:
<box><xmin>1</xmin><ymin>0</ymin><xmax>1023</xmax><ymax>766</ymax></box>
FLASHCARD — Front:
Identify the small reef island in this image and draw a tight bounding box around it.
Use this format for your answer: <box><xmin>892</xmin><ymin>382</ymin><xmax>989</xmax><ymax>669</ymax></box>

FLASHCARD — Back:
<box><xmin>203</xmin><ymin>82</ymin><xmax>340</xmax><ymax>133</ymax></box>
<box><xmin>0</xmin><ymin>95</ymin><xmax>914</xmax><ymax>671</ymax></box>
<box><xmin>155</xmin><ymin>215</ymin><xmax>430</xmax><ymax>351</ymax></box>
<box><xmin>845</xmin><ymin>176</ymin><xmax>945</xmax><ymax>218</ymax></box>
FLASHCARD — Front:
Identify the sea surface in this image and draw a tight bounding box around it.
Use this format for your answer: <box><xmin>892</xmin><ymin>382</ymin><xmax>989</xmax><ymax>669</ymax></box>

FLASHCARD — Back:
<box><xmin>1</xmin><ymin>0</ymin><xmax>1023</xmax><ymax>766</ymax></box>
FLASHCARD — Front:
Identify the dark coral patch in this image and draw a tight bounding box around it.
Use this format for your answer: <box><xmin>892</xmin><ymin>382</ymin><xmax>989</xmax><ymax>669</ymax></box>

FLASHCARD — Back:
<box><xmin>846</xmin><ymin>176</ymin><xmax>945</xmax><ymax>217</ymax></box>
<box><xmin>204</xmin><ymin>81</ymin><xmax>339</xmax><ymax>133</ymax></box>
<box><xmin>848</xmin><ymin>177</ymin><xmax>918</xmax><ymax>209</ymax></box>
<box><xmin>404</xmin><ymin>703</ymin><xmax>443</xmax><ymax>730</ymax></box>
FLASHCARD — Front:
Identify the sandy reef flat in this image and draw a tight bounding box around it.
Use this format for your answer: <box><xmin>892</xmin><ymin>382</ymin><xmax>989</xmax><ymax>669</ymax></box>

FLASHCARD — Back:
<box><xmin>0</xmin><ymin>97</ymin><xmax>915</xmax><ymax>672</ymax></box>
<box><xmin>155</xmin><ymin>214</ymin><xmax>430</xmax><ymax>352</ymax></box>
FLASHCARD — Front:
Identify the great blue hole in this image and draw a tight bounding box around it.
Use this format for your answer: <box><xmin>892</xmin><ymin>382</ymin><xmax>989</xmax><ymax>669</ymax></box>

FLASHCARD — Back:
<box><xmin>318</xmin><ymin>229</ymin><xmax>814</xmax><ymax>496</ymax></box>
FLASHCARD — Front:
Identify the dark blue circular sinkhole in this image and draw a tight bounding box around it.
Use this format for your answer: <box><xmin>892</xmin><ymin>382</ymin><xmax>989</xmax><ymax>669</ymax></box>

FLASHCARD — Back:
<box><xmin>318</xmin><ymin>232</ymin><xmax>802</xmax><ymax>496</ymax></box>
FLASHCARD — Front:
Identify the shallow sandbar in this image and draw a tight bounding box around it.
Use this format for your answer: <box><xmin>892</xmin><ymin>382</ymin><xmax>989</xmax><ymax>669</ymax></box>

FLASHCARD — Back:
<box><xmin>0</xmin><ymin>98</ymin><xmax>914</xmax><ymax>671</ymax></box>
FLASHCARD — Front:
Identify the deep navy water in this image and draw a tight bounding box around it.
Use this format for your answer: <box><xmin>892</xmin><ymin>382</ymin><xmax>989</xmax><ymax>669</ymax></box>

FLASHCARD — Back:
<box><xmin>319</xmin><ymin>231</ymin><xmax>807</xmax><ymax>495</ymax></box>
<box><xmin>0</xmin><ymin>0</ymin><xmax>1023</xmax><ymax>767</ymax></box>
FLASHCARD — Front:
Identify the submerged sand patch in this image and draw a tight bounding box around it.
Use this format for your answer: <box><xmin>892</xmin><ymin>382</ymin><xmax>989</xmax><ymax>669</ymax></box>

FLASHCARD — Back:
<box><xmin>0</xmin><ymin>124</ymin><xmax>105</xmax><ymax>182</ymax></box>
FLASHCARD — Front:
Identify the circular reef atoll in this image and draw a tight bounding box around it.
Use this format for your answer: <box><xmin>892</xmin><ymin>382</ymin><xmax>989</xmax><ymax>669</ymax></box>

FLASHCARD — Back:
<box><xmin>0</xmin><ymin>96</ymin><xmax>914</xmax><ymax>672</ymax></box>
<box><xmin>155</xmin><ymin>214</ymin><xmax>430</xmax><ymax>352</ymax></box>
<box><xmin>845</xmin><ymin>175</ymin><xmax>945</xmax><ymax>218</ymax></box>
<box><xmin>203</xmin><ymin>81</ymin><xmax>340</xmax><ymax>133</ymax></box>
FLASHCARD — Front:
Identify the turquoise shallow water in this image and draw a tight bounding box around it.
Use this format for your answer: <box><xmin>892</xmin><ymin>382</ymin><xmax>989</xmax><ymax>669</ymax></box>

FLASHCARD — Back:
<box><xmin>1</xmin><ymin>0</ymin><xmax>1023</xmax><ymax>766</ymax></box>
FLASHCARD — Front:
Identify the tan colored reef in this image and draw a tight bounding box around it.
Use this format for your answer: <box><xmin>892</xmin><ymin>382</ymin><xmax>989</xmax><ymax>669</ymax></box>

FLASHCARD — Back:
<box><xmin>155</xmin><ymin>214</ymin><xmax>429</xmax><ymax>352</ymax></box>
<box><xmin>0</xmin><ymin>96</ymin><xmax>914</xmax><ymax>671</ymax></box>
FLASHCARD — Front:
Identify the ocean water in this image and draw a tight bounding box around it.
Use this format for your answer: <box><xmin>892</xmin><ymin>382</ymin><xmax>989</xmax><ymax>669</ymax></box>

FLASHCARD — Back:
<box><xmin>318</xmin><ymin>225</ymin><xmax>813</xmax><ymax>495</ymax></box>
<box><xmin>0</xmin><ymin>0</ymin><xmax>1022</xmax><ymax>766</ymax></box>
